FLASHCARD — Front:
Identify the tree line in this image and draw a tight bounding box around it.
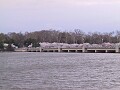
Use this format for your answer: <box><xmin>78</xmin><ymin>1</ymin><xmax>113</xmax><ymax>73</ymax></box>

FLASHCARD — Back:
<box><xmin>0</xmin><ymin>29</ymin><xmax>120</xmax><ymax>50</ymax></box>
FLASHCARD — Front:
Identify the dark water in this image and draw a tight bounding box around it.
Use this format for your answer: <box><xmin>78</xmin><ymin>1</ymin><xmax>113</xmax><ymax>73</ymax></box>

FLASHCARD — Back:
<box><xmin>1</xmin><ymin>52</ymin><xmax>120</xmax><ymax>90</ymax></box>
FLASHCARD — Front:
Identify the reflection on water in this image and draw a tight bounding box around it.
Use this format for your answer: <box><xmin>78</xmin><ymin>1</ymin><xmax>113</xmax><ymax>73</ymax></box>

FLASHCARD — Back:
<box><xmin>0</xmin><ymin>52</ymin><xmax>120</xmax><ymax>90</ymax></box>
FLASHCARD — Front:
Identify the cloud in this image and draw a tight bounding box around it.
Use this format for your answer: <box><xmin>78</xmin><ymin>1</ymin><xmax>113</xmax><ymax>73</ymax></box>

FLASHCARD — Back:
<box><xmin>1</xmin><ymin>0</ymin><xmax>120</xmax><ymax>7</ymax></box>
<box><xmin>0</xmin><ymin>0</ymin><xmax>120</xmax><ymax>33</ymax></box>
<box><xmin>62</xmin><ymin>0</ymin><xmax>120</xmax><ymax>6</ymax></box>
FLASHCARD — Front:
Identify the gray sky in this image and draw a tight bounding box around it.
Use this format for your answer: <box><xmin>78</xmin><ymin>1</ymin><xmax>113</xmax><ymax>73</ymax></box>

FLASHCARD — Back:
<box><xmin>0</xmin><ymin>0</ymin><xmax>120</xmax><ymax>33</ymax></box>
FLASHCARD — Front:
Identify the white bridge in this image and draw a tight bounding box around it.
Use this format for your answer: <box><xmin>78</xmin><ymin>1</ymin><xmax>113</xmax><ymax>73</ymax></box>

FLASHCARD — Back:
<box><xmin>31</xmin><ymin>48</ymin><xmax>118</xmax><ymax>53</ymax></box>
<box><xmin>15</xmin><ymin>46</ymin><xmax>120</xmax><ymax>53</ymax></box>
<box><xmin>15</xmin><ymin>43</ymin><xmax>120</xmax><ymax>53</ymax></box>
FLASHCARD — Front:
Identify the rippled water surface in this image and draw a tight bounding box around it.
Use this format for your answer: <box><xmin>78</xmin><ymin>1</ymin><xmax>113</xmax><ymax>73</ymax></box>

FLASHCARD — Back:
<box><xmin>1</xmin><ymin>52</ymin><xmax>120</xmax><ymax>90</ymax></box>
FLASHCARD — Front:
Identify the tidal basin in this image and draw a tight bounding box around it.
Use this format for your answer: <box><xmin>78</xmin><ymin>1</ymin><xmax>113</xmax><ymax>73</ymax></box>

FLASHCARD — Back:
<box><xmin>1</xmin><ymin>52</ymin><xmax>120</xmax><ymax>90</ymax></box>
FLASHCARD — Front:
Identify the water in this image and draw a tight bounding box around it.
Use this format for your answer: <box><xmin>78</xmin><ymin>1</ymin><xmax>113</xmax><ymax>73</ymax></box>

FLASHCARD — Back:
<box><xmin>1</xmin><ymin>52</ymin><xmax>120</xmax><ymax>90</ymax></box>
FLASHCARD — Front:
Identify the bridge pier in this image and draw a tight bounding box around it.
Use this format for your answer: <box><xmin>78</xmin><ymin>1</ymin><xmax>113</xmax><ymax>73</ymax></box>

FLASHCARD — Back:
<box><xmin>106</xmin><ymin>50</ymin><xmax>108</xmax><ymax>53</ymax></box>
<box><xmin>39</xmin><ymin>47</ymin><xmax>42</xmax><ymax>52</ymax></box>
<box><xmin>82</xmin><ymin>46</ymin><xmax>87</xmax><ymax>53</ymax></box>
<box><xmin>95</xmin><ymin>50</ymin><xmax>97</xmax><ymax>53</ymax></box>
<box><xmin>68</xmin><ymin>50</ymin><xmax>70</xmax><ymax>53</ymax></box>
<box><xmin>58</xmin><ymin>47</ymin><xmax>62</xmax><ymax>52</ymax></box>
<box><xmin>115</xmin><ymin>44</ymin><xmax>120</xmax><ymax>53</ymax></box>
<box><xmin>75</xmin><ymin>50</ymin><xmax>77</xmax><ymax>53</ymax></box>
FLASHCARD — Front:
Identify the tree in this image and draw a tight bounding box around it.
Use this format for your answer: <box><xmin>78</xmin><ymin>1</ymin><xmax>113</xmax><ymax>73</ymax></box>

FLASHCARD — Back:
<box><xmin>24</xmin><ymin>38</ymin><xmax>39</xmax><ymax>47</ymax></box>
<box><xmin>74</xmin><ymin>29</ymin><xmax>85</xmax><ymax>44</ymax></box>
<box><xmin>8</xmin><ymin>32</ymin><xmax>24</xmax><ymax>47</ymax></box>
<box><xmin>0</xmin><ymin>42</ymin><xmax>4</xmax><ymax>50</ymax></box>
<box><xmin>6</xmin><ymin>44</ymin><xmax>14</xmax><ymax>51</ymax></box>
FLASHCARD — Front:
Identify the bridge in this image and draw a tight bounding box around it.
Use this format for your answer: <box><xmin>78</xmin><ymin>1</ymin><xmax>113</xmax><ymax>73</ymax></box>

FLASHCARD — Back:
<box><xmin>15</xmin><ymin>45</ymin><xmax>120</xmax><ymax>53</ymax></box>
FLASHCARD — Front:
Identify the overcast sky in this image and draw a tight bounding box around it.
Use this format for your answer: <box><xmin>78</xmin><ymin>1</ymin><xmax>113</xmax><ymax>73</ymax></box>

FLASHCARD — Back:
<box><xmin>0</xmin><ymin>0</ymin><xmax>120</xmax><ymax>33</ymax></box>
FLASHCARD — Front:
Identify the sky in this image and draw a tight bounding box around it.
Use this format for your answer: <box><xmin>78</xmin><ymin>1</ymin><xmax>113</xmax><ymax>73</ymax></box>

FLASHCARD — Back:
<box><xmin>0</xmin><ymin>0</ymin><xmax>120</xmax><ymax>33</ymax></box>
